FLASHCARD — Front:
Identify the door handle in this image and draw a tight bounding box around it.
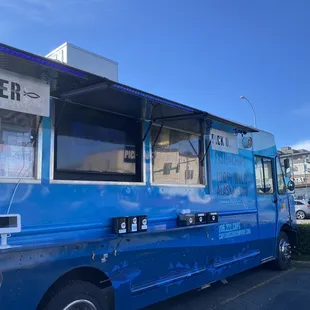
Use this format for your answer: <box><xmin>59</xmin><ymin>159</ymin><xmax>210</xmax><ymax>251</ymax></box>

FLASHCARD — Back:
<box><xmin>273</xmin><ymin>196</ymin><xmax>278</xmax><ymax>203</ymax></box>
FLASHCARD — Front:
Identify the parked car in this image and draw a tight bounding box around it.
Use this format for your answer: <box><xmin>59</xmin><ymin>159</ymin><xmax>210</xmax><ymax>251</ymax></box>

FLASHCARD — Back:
<box><xmin>295</xmin><ymin>200</ymin><xmax>310</xmax><ymax>219</ymax></box>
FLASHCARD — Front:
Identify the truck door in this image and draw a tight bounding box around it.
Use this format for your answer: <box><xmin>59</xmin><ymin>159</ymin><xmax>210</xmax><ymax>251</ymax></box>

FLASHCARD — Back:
<box><xmin>275</xmin><ymin>156</ymin><xmax>291</xmax><ymax>223</ymax></box>
<box><xmin>254</xmin><ymin>156</ymin><xmax>277</xmax><ymax>261</ymax></box>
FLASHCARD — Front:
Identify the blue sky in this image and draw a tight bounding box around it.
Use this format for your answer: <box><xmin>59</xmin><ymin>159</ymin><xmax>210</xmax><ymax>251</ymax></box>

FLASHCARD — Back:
<box><xmin>1</xmin><ymin>0</ymin><xmax>309</xmax><ymax>150</ymax></box>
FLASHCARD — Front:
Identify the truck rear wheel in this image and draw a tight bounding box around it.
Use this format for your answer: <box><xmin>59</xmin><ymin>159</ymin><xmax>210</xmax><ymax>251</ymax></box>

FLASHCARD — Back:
<box><xmin>43</xmin><ymin>280</ymin><xmax>111</xmax><ymax>310</ymax></box>
<box><xmin>273</xmin><ymin>231</ymin><xmax>292</xmax><ymax>270</ymax></box>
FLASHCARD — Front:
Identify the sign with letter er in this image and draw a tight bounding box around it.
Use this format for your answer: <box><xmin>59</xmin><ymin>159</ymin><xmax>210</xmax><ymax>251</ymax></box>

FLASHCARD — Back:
<box><xmin>0</xmin><ymin>68</ymin><xmax>50</xmax><ymax>116</ymax></box>
<box><xmin>210</xmin><ymin>128</ymin><xmax>238</xmax><ymax>154</ymax></box>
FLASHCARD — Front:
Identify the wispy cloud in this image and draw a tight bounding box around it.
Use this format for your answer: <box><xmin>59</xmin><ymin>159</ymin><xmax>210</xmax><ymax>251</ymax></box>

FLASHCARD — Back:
<box><xmin>293</xmin><ymin>104</ymin><xmax>310</xmax><ymax>117</ymax></box>
<box><xmin>0</xmin><ymin>0</ymin><xmax>114</xmax><ymax>27</ymax></box>
<box><xmin>292</xmin><ymin>140</ymin><xmax>310</xmax><ymax>151</ymax></box>
<box><xmin>0</xmin><ymin>0</ymin><xmax>53</xmax><ymax>24</ymax></box>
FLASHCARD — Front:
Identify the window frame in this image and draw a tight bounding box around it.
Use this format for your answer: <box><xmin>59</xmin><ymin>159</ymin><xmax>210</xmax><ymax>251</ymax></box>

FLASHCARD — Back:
<box><xmin>150</xmin><ymin>123</ymin><xmax>207</xmax><ymax>187</ymax></box>
<box><xmin>254</xmin><ymin>155</ymin><xmax>275</xmax><ymax>195</ymax></box>
<box><xmin>0</xmin><ymin>110</ymin><xmax>42</xmax><ymax>184</ymax></box>
<box><xmin>275</xmin><ymin>156</ymin><xmax>286</xmax><ymax>196</ymax></box>
<box><xmin>50</xmin><ymin>102</ymin><xmax>146</xmax><ymax>185</ymax></box>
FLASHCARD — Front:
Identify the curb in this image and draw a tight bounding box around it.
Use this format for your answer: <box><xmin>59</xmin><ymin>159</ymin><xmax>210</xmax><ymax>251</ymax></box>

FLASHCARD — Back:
<box><xmin>292</xmin><ymin>260</ymin><xmax>310</xmax><ymax>267</ymax></box>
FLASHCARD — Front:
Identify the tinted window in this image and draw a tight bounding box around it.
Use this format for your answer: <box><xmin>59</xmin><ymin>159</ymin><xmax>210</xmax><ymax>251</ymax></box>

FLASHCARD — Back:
<box><xmin>54</xmin><ymin>103</ymin><xmax>142</xmax><ymax>182</ymax></box>
<box><xmin>255</xmin><ymin>156</ymin><xmax>274</xmax><ymax>194</ymax></box>
<box><xmin>151</xmin><ymin>126</ymin><xmax>201</xmax><ymax>184</ymax></box>
<box><xmin>0</xmin><ymin>109</ymin><xmax>38</xmax><ymax>179</ymax></box>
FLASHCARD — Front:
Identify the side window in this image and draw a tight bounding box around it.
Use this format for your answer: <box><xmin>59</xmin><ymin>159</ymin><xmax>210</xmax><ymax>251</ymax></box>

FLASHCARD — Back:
<box><xmin>151</xmin><ymin>126</ymin><xmax>202</xmax><ymax>185</ymax></box>
<box><xmin>254</xmin><ymin>156</ymin><xmax>274</xmax><ymax>194</ymax></box>
<box><xmin>0</xmin><ymin>109</ymin><xmax>40</xmax><ymax>179</ymax></box>
<box><xmin>54</xmin><ymin>103</ymin><xmax>142</xmax><ymax>182</ymax></box>
<box><xmin>254</xmin><ymin>157</ymin><xmax>265</xmax><ymax>193</ymax></box>
<box><xmin>262</xmin><ymin>158</ymin><xmax>274</xmax><ymax>194</ymax></box>
<box><xmin>276</xmin><ymin>157</ymin><xmax>286</xmax><ymax>195</ymax></box>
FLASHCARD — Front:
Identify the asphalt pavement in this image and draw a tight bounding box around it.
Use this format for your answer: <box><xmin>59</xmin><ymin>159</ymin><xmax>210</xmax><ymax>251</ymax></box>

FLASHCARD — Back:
<box><xmin>145</xmin><ymin>265</ymin><xmax>310</xmax><ymax>310</ymax></box>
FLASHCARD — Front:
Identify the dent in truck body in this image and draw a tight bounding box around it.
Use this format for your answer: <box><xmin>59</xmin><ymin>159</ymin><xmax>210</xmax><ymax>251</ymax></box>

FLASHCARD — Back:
<box><xmin>0</xmin><ymin>43</ymin><xmax>295</xmax><ymax>310</ymax></box>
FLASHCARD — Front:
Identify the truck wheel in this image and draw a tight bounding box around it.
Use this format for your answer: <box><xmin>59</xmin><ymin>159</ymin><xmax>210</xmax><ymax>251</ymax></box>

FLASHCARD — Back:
<box><xmin>43</xmin><ymin>280</ymin><xmax>111</xmax><ymax>310</ymax></box>
<box><xmin>273</xmin><ymin>231</ymin><xmax>292</xmax><ymax>270</ymax></box>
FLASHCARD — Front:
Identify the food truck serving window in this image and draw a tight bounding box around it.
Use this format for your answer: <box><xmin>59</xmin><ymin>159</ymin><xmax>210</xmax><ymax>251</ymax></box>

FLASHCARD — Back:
<box><xmin>0</xmin><ymin>109</ymin><xmax>39</xmax><ymax>179</ymax></box>
<box><xmin>54</xmin><ymin>103</ymin><xmax>142</xmax><ymax>182</ymax></box>
<box><xmin>151</xmin><ymin>125</ymin><xmax>202</xmax><ymax>185</ymax></box>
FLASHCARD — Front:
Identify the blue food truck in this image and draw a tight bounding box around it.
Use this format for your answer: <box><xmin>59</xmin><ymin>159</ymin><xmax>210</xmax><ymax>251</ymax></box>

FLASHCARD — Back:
<box><xmin>0</xmin><ymin>43</ymin><xmax>296</xmax><ymax>310</ymax></box>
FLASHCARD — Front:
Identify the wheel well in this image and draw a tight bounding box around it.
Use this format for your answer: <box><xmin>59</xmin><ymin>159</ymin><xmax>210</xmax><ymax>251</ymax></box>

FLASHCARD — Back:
<box><xmin>281</xmin><ymin>224</ymin><xmax>291</xmax><ymax>232</ymax></box>
<box><xmin>296</xmin><ymin>209</ymin><xmax>305</xmax><ymax>213</ymax></box>
<box><xmin>280</xmin><ymin>224</ymin><xmax>297</xmax><ymax>249</ymax></box>
<box><xmin>37</xmin><ymin>266</ymin><xmax>113</xmax><ymax>310</ymax></box>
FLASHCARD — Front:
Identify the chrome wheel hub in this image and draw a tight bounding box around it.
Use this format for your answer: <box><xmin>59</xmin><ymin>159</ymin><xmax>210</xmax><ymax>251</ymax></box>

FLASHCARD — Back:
<box><xmin>63</xmin><ymin>300</ymin><xmax>97</xmax><ymax>310</ymax></box>
<box><xmin>296</xmin><ymin>211</ymin><xmax>305</xmax><ymax>220</ymax></box>
<box><xmin>279</xmin><ymin>238</ymin><xmax>291</xmax><ymax>261</ymax></box>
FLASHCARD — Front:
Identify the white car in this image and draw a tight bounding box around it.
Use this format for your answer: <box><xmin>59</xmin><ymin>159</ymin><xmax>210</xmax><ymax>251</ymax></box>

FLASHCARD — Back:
<box><xmin>295</xmin><ymin>200</ymin><xmax>310</xmax><ymax>220</ymax></box>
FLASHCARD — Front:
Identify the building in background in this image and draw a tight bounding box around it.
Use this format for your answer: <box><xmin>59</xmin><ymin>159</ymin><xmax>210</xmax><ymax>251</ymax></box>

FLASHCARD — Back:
<box><xmin>278</xmin><ymin>147</ymin><xmax>310</xmax><ymax>200</ymax></box>
<box><xmin>46</xmin><ymin>42</ymin><xmax>119</xmax><ymax>81</ymax></box>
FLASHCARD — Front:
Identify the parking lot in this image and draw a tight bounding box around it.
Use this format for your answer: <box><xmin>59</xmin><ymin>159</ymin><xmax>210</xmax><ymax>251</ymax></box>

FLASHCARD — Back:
<box><xmin>146</xmin><ymin>265</ymin><xmax>310</xmax><ymax>310</ymax></box>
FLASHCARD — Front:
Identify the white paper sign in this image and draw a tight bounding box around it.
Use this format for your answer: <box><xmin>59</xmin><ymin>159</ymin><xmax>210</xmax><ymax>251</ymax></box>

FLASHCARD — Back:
<box><xmin>0</xmin><ymin>68</ymin><xmax>50</xmax><ymax>116</ymax></box>
<box><xmin>0</xmin><ymin>144</ymin><xmax>34</xmax><ymax>178</ymax></box>
<box><xmin>210</xmin><ymin>129</ymin><xmax>238</xmax><ymax>154</ymax></box>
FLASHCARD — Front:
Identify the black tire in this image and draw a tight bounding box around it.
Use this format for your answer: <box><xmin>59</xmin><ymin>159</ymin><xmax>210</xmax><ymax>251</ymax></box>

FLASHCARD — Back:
<box><xmin>43</xmin><ymin>280</ymin><xmax>111</xmax><ymax>310</ymax></box>
<box><xmin>273</xmin><ymin>231</ymin><xmax>292</xmax><ymax>270</ymax></box>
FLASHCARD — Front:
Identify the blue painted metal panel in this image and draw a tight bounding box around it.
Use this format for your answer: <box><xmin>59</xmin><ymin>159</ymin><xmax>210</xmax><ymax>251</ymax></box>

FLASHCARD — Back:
<box><xmin>0</xmin><ymin>116</ymin><xmax>293</xmax><ymax>310</ymax></box>
<box><xmin>256</xmin><ymin>192</ymin><xmax>277</xmax><ymax>259</ymax></box>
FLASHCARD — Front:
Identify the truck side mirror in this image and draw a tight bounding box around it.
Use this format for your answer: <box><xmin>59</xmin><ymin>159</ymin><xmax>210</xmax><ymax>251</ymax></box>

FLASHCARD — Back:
<box><xmin>285</xmin><ymin>178</ymin><xmax>295</xmax><ymax>193</ymax></box>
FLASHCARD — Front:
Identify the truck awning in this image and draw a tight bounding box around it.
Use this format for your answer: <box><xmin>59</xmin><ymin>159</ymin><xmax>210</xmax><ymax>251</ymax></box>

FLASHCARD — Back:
<box><xmin>0</xmin><ymin>42</ymin><xmax>258</xmax><ymax>133</ymax></box>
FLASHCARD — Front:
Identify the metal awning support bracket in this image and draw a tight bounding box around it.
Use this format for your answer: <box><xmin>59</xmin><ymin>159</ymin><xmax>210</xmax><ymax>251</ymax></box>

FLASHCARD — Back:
<box><xmin>151</xmin><ymin>122</ymin><xmax>164</xmax><ymax>150</ymax></box>
<box><xmin>142</xmin><ymin>120</ymin><xmax>153</xmax><ymax>143</ymax></box>
<box><xmin>152</xmin><ymin>112</ymin><xmax>204</xmax><ymax>123</ymax></box>
<box><xmin>60</xmin><ymin>82</ymin><xmax>108</xmax><ymax>98</ymax></box>
<box><xmin>201</xmin><ymin>140</ymin><xmax>212</xmax><ymax>162</ymax></box>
